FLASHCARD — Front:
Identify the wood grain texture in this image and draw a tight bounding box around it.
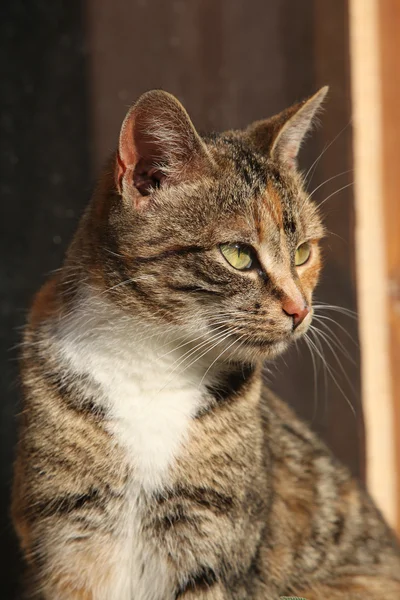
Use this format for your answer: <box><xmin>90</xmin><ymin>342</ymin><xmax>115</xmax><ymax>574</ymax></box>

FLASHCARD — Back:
<box><xmin>379</xmin><ymin>0</ymin><xmax>400</xmax><ymax>532</ymax></box>
<box><xmin>350</xmin><ymin>0</ymin><xmax>400</xmax><ymax>530</ymax></box>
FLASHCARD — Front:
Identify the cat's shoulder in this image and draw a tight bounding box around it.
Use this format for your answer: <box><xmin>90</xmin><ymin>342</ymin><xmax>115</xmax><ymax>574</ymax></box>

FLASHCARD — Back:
<box><xmin>261</xmin><ymin>385</ymin><xmax>335</xmax><ymax>457</ymax></box>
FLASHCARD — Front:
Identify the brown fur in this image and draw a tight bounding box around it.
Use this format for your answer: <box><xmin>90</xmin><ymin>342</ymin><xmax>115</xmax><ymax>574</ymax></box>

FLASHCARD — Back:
<box><xmin>12</xmin><ymin>89</ymin><xmax>400</xmax><ymax>599</ymax></box>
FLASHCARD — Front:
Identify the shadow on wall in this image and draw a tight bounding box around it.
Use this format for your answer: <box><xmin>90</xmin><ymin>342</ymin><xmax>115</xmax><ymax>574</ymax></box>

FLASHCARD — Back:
<box><xmin>1</xmin><ymin>2</ymin><xmax>92</xmax><ymax>597</ymax></box>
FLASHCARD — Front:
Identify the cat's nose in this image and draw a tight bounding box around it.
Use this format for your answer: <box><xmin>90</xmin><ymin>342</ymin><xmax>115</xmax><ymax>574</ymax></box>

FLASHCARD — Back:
<box><xmin>282</xmin><ymin>298</ymin><xmax>310</xmax><ymax>329</ymax></box>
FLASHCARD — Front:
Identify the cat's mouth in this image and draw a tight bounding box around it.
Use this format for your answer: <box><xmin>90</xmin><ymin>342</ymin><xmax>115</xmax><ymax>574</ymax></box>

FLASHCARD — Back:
<box><xmin>217</xmin><ymin>319</ymin><xmax>312</xmax><ymax>359</ymax></box>
<box><xmin>241</xmin><ymin>337</ymin><xmax>284</xmax><ymax>348</ymax></box>
<box><xmin>205</xmin><ymin>330</ymin><xmax>288</xmax><ymax>362</ymax></box>
<box><xmin>203</xmin><ymin>308</ymin><xmax>313</xmax><ymax>362</ymax></box>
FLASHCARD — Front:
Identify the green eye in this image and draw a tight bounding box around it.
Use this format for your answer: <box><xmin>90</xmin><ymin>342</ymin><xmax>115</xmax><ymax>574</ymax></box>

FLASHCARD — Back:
<box><xmin>220</xmin><ymin>243</ymin><xmax>254</xmax><ymax>270</ymax></box>
<box><xmin>295</xmin><ymin>242</ymin><xmax>311</xmax><ymax>266</ymax></box>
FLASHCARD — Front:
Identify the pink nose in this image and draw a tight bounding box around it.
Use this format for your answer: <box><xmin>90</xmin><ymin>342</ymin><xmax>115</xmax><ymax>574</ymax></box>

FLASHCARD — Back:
<box><xmin>282</xmin><ymin>297</ymin><xmax>310</xmax><ymax>329</ymax></box>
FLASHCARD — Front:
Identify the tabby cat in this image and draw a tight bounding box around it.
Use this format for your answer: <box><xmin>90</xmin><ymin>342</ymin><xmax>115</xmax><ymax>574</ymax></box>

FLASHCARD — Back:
<box><xmin>12</xmin><ymin>88</ymin><xmax>400</xmax><ymax>599</ymax></box>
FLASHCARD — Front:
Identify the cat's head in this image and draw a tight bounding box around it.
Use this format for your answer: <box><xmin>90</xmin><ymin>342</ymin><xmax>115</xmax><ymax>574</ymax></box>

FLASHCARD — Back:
<box><xmin>85</xmin><ymin>88</ymin><xmax>327</xmax><ymax>362</ymax></box>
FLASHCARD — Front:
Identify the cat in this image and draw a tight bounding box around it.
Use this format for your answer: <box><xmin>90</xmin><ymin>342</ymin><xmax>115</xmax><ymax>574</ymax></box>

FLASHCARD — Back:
<box><xmin>12</xmin><ymin>87</ymin><xmax>400</xmax><ymax>600</ymax></box>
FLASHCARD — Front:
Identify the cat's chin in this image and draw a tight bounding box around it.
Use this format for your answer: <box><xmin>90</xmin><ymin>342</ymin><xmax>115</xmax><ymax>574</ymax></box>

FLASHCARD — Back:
<box><xmin>214</xmin><ymin>337</ymin><xmax>290</xmax><ymax>364</ymax></box>
<box><xmin>223</xmin><ymin>327</ymin><xmax>310</xmax><ymax>363</ymax></box>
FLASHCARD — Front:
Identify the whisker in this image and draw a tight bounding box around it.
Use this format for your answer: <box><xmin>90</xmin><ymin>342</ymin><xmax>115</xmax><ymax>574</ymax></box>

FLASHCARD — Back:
<box><xmin>312</xmin><ymin>320</ymin><xmax>357</xmax><ymax>364</ymax></box>
<box><xmin>313</xmin><ymin>313</ymin><xmax>358</xmax><ymax>345</ymax></box>
<box><xmin>198</xmin><ymin>333</ymin><xmax>248</xmax><ymax>387</ymax></box>
<box><xmin>302</xmin><ymin>334</ymin><xmax>319</xmax><ymax>421</ymax></box>
<box><xmin>309</xmin><ymin>169</ymin><xmax>353</xmax><ymax>198</ymax></box>
<box><xmin>157</xmin><ymin>321</ymin><xmax>232</xmax><ymax>359</ymax></box>
<box><xmin>318</xmin><ymin>182</ymin><xmax>354</xmax><ymax>209</ymax></box>
<box><xmin>307</xmin><ymin>328</ymin><xmax>357</xmax><ymax>418</ymax></box>
<box><xmin>304</xmin><ymin>120</ymin><xmax>352</xmax><ymax>186</ymax></box>
<box><xmin>151</xmin><ymin>326</ymin><xmax>244</xmax><ymax>399</ymax></box>
<box><xmin>310</xmin><ymin>328</ymin><xmax>329</xmax><ymax>417</ymax></box>
<box><xmin>310</xmin><ymin>325</ymin><xmax>358</xmax><ymax>394</ymax></box>
<box><xmin>313</xmin><ymin>302</ymin><xmax>358</xmax><ymax>319</ymax></box>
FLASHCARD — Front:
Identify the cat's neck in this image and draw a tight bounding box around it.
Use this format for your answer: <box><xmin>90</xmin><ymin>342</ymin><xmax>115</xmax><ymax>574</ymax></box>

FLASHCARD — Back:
<box><xmin>55</xmin><ymin>285</ymin><xmax>232</xmax><ymax>387</ymax></box>
<box><xmin>51</xmin><ymin>285</ymin><xmax>246</xmax><ymax>491</ymax></box>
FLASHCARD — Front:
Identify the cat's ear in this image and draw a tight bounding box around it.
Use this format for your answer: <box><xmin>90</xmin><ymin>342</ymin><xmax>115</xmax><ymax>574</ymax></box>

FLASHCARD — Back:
<box><xmin>247</xmin><ymin>86</ymin><xmax>328</xmax><ymax>169</ymax></box>
<box><xmin>116</xmin><ymin>90</ymin><xmax>210</xmax><ymax>208</ymax></box>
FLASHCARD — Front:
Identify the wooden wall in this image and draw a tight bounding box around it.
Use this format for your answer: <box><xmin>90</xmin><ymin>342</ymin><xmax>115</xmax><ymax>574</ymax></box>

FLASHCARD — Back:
<box><xmin>380</xmin><ymin>0</ymin><xmax>400</xmax><ymax>534</ymax></box>
<box><xmin>350</xmin><ymin>0</ymin><xmax>400</xmax><ymax>531</ymax></box>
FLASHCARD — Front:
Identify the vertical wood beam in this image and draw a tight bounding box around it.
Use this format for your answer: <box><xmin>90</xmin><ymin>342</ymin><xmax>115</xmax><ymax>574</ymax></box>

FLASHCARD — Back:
<box><xmin>379</xmin><ymin>0</ymin><xmax>400</xmax><ymax>533</ymax></box>
<box><xmin>349</xmin><ymin>0</ymin><xmax>399</xmax><ymax>530</ymax></box>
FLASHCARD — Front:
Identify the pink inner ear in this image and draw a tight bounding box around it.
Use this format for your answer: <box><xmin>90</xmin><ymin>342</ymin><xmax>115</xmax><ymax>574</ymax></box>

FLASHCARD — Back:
<box><xmin>116</xmin><ymin>111</ymin><xmax>139</xmax><ymax>191</ymax></box>
<box><xmin>287</xmin><ymin>150</ymin><xmax>297</xmax><ymax>168</ymax></box>
<box><xmin>116</xmin><ymin>151</ymin><xmax>127</xmax><ymax>193</ymax></box>
<box><xmin>280</xmin><ymin>135</ymin><xmax>302</xmax><ymax>168</ymax></box>
<box><xmin>116</xmin><ymin>91</ymin><xmax>209</xmax><ymax>201</ymax></box>
<box><xmin>116</xmin><ymin>113</ymin><xmax>167</xmax><ymax>198</ymax></box>
<box><xmin>119</xmin><ymin>109</ymin><xmax>138</xmax><ymax>168</ymax></box>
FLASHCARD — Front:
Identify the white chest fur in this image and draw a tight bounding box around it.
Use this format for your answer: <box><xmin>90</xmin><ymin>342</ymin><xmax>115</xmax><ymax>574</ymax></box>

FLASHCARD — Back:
<box><xmin>54</xmin><ymin>292</ymin><xmax>208</xmax><ymax>599</ymax></box>
<box><xmin>56</xmin><ymin>292</ymin><xmax>206</xmax><ymax>490</ymax></box>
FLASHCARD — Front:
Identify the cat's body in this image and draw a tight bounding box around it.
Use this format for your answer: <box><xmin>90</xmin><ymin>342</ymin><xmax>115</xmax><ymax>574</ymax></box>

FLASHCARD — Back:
<box><xmin>12</xmin><ymin>89</ymin><xmax>400</xmax><ymax>599</ymax></box>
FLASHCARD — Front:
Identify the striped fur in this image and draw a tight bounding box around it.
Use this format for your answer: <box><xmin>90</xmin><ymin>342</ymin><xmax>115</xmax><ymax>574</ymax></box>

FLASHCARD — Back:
<box><xmin>12</xmin><ymin>90</ymin><xmax>400</xmax><ymax>599</ymax></box>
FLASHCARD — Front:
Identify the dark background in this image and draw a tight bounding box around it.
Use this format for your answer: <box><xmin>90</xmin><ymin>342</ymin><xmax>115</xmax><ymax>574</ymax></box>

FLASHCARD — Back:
<box><xmin>1</xmin><ymin>1</ymin><xmax>359</xmax><ymax>597</ymax></box>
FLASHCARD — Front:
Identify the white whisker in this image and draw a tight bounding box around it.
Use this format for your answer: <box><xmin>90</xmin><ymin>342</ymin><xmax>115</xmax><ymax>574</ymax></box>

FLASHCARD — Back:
<box><xmin>307</xmin><ymin>328</ymin><xmax>356</xmax><ymax>418</ymax></box>
<box><xmin>309</xmin><ymin>169</ymin><xmax>353</xmax><ymax>198</ymax></box>
<box><xmin>304</xmin><ymin>120</ymin><xmax>352</xmax><ymax>186</ymax></box>
<box><xmin>318</xmin><ymin>182</ymin><xmax>354</xmax><ymax>208</ymax></box>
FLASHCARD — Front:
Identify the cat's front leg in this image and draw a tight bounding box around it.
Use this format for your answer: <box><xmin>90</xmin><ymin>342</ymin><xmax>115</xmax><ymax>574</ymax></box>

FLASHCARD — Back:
<box><xmin>12</xmin><ymin>407</ymin><xmax>133</xmax><ymax>600</ymax></box>
<box><xmin>15</xmin><ymin>516</ymin><xmax>133</xmax><ymax>600</ymax></box>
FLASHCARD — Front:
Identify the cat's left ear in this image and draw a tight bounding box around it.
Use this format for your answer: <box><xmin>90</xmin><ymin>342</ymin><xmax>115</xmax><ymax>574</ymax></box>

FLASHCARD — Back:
<box><xmin>116</xmin><ymin>90</ymin><xmax>212</xmax><ymax>209</ymax></box>
<box><xmin>247</xmin><ymin>86</ymin><xmax>328</xmax><ymax>169</ymax></box>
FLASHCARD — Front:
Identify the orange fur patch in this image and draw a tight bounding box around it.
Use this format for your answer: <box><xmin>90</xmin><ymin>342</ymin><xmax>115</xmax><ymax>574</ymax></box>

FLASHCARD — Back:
<box><xmin>265</xmin><ymin>181</ymin><xmax>283</xmax><ymax>227</ymax></box>
<box><xmin>29</xmin><ymin>277</ymin><xmax>60</xmax><ymax>328</ymax></box>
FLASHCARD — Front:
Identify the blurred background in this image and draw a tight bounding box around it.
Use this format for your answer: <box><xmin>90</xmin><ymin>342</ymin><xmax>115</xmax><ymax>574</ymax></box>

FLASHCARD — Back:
<box><xmin>1</xmin><ymin>1</ymin><xmax>398</xmax><ymax>598</ymax></box>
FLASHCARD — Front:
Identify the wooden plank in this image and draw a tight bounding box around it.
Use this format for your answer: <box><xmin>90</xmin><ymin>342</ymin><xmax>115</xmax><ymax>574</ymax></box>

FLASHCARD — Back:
<box><xmin>379</xmin><ymin>0</ymin><xmax>400</xmax><ymax>532</ymax></box>
<box><xmin>349</xmin><ymin>0</ymin><xmax>398</xmax><ymax>530</ymax></box>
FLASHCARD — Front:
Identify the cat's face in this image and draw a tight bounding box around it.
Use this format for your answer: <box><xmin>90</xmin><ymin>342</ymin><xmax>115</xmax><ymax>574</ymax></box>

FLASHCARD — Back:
<box><xmin>93</xmin><ymin>89</ymin><xmax>326</xmax><ymax>362</ymax></box>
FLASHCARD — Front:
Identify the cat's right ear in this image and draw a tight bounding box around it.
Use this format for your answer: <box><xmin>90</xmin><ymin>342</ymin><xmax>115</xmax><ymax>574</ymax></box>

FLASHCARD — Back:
<box><xmin>116</xmin><ymin>90</ymin><xmax>211</xmax><ymax>209</ymax></box>
<box><xmin>246</xmin><ymin>87</ymin><xmax>328</xmax><ymax>169</ymax></box>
